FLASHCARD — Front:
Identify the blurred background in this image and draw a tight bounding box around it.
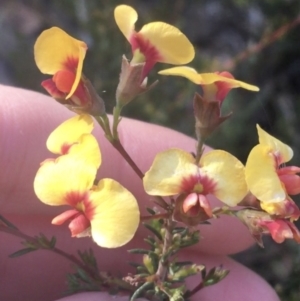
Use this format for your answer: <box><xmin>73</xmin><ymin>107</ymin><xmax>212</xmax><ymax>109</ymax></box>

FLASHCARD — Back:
<box><xmin>0</xmin><ymin>0</ymin><xmax>299</xmax><ymax>299</ymax></box>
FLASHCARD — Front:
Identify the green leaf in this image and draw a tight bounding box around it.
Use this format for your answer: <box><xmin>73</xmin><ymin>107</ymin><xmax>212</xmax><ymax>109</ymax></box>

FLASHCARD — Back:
<box><xmin>143</xmin><ymin>223</ymin><xmax>163</xmax><ymax>241</ymax></box>
<box><xmin>9</xmin><ymin>247</ymin><xmax>37</xmax><ymax>258</ymax></box>
<box><xmin>130</xmin><ymin>282</ymin><xmax>153</xmax><ymax>301</ymax></box>
<box><xmin>128</xmin><ymin>248</ymin><xmax>150</xmax><ymax>254</ymax></box>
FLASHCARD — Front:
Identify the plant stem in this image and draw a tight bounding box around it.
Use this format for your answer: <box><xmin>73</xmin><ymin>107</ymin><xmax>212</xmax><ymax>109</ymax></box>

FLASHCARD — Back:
<box><xmin>195</xmin><ymin>138</ymin><xmax>204</xmax><ymax>165</ymax></box>
<box><xmin>155</xmin><ymin>217</ymin><xmax>173</xmax><ymax>281</ymax></box>
<box><xmin>0</xmin><ymin>222</ymin><xmax>135</xmax><ymax>293</ymax></box>
<box><xmin>111</xmin><ymin>139</ymin><xmax>144</xmax><ymax>179</ymax></box>
<box><xmin>184</xmin><ymin>281</ymin><xmax>204</xmax><ymax>298</ymax></box>
<box><xmin>94</xmin><ymin>112</ymin><xmax>144</xmax><ymax>179</ymax></box>
<box><xmin>0</xmin><ymin>224</ymin><xmax>90</xmax><ymax>272</ymax></box>
<box><xmin>140</xmin><ymin>213</ymin><xmax>170</xmax><ymax>221</ymax></box>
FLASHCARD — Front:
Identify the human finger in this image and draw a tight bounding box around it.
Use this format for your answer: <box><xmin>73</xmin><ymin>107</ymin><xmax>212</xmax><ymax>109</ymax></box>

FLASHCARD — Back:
<box><xmin>0</xmin><ymin>84</ymin><xmax>254</xmax><ymax>256</ymax></box>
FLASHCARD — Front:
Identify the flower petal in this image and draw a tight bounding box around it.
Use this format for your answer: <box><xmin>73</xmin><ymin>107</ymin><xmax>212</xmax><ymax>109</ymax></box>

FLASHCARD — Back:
<box><xmin>143</xmin><ymin>148</ymin><xmax>198</xmax><ymax>196</ymax></box>
<box><xmin>200</xmin><ymin>150</ymin><xmax>248</xmax><ymax>206</ymax></box>
<box><xmin>34</xmin><ymin>27</ymin><xmax>87</xmax><ymax>98</ymax></box>
<box><xmin>88</xmin><ymin>179</ymin><xmax>140</xmax><ymax>248</ymax></box>
<box><xmin>34</xmin><ymin>155</ymin><xmax>96</xmax><ymax>206</ymax></box>
<box><xmin>114</xmin><ymin>5</ymin><xmax>137</xmax><ymax>41</ymax></box>
<box><xmin>139</xmin><ymin>22</ymin><xmax>195</xmax><ymax>64</ymax></box>
<box><xmin>68</xmin><ymin>134</ymin><xmax>101</xmax><ymax>168</ymax></box>
<box><xmin>159</xmin><ymin>66</ymin><xmax>200</xmax><ymax>83</ymax></box>
<box><xmin>245</xmin><ymin>144</ymin><xmax>286</xmax><ymax>203</ymax></box>
<box><xmin>257</xmin><ymin>124</ymin><xmax>293</xmax><ymax>164</ymax></box>
<box><xmin>47</xmin><ymin>114</ymin><xmax>93</xmax><ymax>154</ymax></box>
<box><xmin>159</xmin><ymin>67</ymin><xmax>259</xmax><ymax>91</ymax></box>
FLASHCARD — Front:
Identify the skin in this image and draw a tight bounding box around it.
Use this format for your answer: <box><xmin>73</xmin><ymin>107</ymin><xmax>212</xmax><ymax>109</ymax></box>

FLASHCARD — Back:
<box><xmin>0</xmin><ymin>85</ymin><xmax>280</xmax><ymax>301</ymax></box>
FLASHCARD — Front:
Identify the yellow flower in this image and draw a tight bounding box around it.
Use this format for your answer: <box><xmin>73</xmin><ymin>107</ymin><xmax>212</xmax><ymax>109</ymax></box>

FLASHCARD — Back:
<box><xmin>46</xmin><ymin>114</ymin><xmax>101</xmax><ymax>167</ymax></box>
<box><xmin>159</xmin><ymin>66</ymin><xmax>259</xmax><ymax>102</ymax></box>
<box><xmin>143</xmin><ymin>148</ymin><xmax>247</xmax><ymax>224</ymax></box>
<box><xmin>114</xmin><ymin>5</ymin><xmax>195</xmax><ymax>79</ymax></box>
<box><xmin>34</xmin><ymin>116</ymin><xmax>140</xmax><ymax>248</ymax></box>
<box><xmin>34</xmin><ymin>27</ymin><xmax>89</xmax><ymax>102</ymax></box>
<box><xmin>245</xmin><ymin>125</ymin><xmax>300</xmax><ymax>219</ymax></box>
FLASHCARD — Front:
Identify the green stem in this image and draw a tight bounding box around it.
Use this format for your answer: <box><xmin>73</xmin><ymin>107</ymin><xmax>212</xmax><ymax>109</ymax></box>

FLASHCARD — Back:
<box><xmin>94</xmin><ymin>114</ymin><xmax>113</xmax><ymax>141</ymax></box>
<box><xmin>155</xmin><ymin>217</ymin><xmax>173</xmax><ymax>281</ymax></box>
<box><xmin>195</xmin><ymin>138</ymin><xmax>204</xmax><ymax>165</ymax></box>
<box><xmin>0</xmin><ymin>222</ymin><xmax>135</xmax><ymax>293</ymax></box>
<box><xmin>95</xmin><ymin>108</ymin><xmax>144</xmax><ymax>179</ymax></box>
<box><xmin>140</xmin><ymin>213</ymin><xmax>170</xmax><ymax>221</ymax></box>
<box><xmin>184</xmin><ymin>281</ymin><xmax>204</xmax><ymax>298</ymax></box>
<box><xmin>112</xmin><ymin>105</ymin><xmax>122</xmax><ymax>140</ymax></box>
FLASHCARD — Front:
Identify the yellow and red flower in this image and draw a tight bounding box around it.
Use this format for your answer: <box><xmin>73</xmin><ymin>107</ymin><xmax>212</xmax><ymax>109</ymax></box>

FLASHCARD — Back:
<box><xmin>237</xmin><ymin>209</ymin><xmax>300</xmax><ymax>244</ymax></box>
<box><xmin>245</xmin><ymin>125</ymin><xmax>300</xmax><ymax>219</ymax></box>
<box><xmin>143</xmin><ymin>148</ymin><xmax>247</xmax><ymax>225</ymax></box>
<box><xmin>34</xmin><ymin>27</ymin><xmax>93</xmax><ymax>108</ymax></box>
<box><xmin>159</xmin><ymin>66</ymin><xmax>259</xmax><ymax>103</ymax></box>
<box><xmin>34</xmin><ymin>115</ymin><xmax>140</xmax><ymax>248</ymax></box>
<box><xmin>114</xmin><ymin>5</ymin><xmax>195</xmax><ymax>80</ymax></box>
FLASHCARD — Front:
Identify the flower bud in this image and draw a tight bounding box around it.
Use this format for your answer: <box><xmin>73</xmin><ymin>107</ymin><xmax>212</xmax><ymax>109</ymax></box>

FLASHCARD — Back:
<box><xmin>193</xmin><ymin>93</ymin><xmax>231</xmax><ymax>140</ymax></box>
<box><xmin>116</xmin><ymin>56</ymin><xmax>157</xmax><ymax>106</ymax></box>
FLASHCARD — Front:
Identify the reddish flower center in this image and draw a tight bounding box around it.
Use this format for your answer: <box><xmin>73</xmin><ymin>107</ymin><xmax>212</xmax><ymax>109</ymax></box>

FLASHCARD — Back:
<box><xmin>130</xmin><ymin>32</ymin><xmax>163</xmax><ymax>79</ymax></box>
<box><xmin>180</xmin><ymin>172</ymin><xmax>216</xmax><ymax>195</ymax></box>
<box><xmin>53</xmin><ymin>70</ymin><xmax>75</xmax><ymax>93</ymax></box>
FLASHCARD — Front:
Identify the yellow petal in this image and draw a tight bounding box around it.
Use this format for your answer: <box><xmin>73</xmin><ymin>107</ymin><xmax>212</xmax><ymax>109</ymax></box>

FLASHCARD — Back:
<box><xmin>68</xmin><ymin>134</ymin><xmax>101</xmax><ymax>168</ymax></box>
<box><xmin>34</xmin><ymin>155</ymin><xmax>96</xmax><ymax>206</ymax></box>
<box><xmin>34</xmin><ymin>27</ymin><xmax>87</xmax><ymax>98</ymax></box>
<box><xmin>159</xmin><ymin>66</ymin><xmax>199</xmax><ymax>83</ymax></box>
<box><xmin>200</xmin><ymin>150</ymin><xmax>248</xmax><ymax>206</ymax></box>
<box><xmin>140</xmin><ymin>23</ymin><xmax>195</xmax><ymax>64</ymax></box>
<box><xmin>245</xmin><ymin>144</ymin><xmax>286</xmax><ymax>203</ymax></box>
<box><xmin>143</xmin><ymin>148</ymin><xmax>198</xmax><ymax>196</ymax></box>
<box><xmin>114</xmin><ymin>5</ymin><xmax>137</xmax><ymax>41</ymax></box>
<box><xmin>47</xmin><ymin>114</ymin><xmax>93</xmax><ymax>154</ymax></box>
<box><xmin>159</xmin><ymin>67</ymin><xmax>259</xmax><ymax>91</ymax></box>
<box><xmin>257</xmin><ymin>124</ymin><xmax>293</xmax><ymax>164</ymax></box>
<box><xmin>89</xmin><ymin>179</ymin><xmax>140</xmax><ymax>248</ymax></box>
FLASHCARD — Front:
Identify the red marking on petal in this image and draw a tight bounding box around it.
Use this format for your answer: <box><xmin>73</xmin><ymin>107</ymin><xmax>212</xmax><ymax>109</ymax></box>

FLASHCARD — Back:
<box><xmin>65</xmin><ymin>191</ymin><xmax>89</xmax><ymax>207</ymax></box>
<box><xmin>60</xmin><ymin>142</ymin><xmax>75</xmax><ymax>155</ymax></box>
<box><xmin>214</xmin><ymin>71</ymin><xmax>235</xmax><ymax>103</ymax></box>
<box><xmin>41</xmin><ymin>79</ymin><xmax>65</xmax><ymax>99</ymax></box>
<box><xmin>130</xmin><ymin>32</ymin><xmax>162</xmax><ymax>78</ymax></box>
<box><xmin>82</xmin><ymin>197</ymin><xmax>96</xmax><ymax>221</ymax></box>
<box><xmin>52</xmin><ymin>209</ymin><xmax>79</xmax><ymax>225</ymax></box>
<box><xmin>180</xmin><ymin>172</ymin><xmax>216</xmax><ymax>195</ymax></box>
<box><xmin>63</xmin><ymin>56</ymin><xmax>79</xmax><ymax>72</ymax></box>
<box><xmin>68</xmin><ymin>213</ymin><xmax>91</xmax><ymax>237</ymax></box>
<box><xmin>53</xmin><ymin>70</ymin><xmax>76</xmax><ymax>93</ymax></box>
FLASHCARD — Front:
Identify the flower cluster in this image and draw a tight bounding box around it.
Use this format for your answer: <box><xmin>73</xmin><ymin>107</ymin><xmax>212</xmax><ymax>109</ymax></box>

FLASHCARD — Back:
<box><xmin>33</xmin><ymin>3</ymin><xmax>300</xmax><ymax>252</ymax></box>
<box><xmin>241</xmin><ymin>125</ymin><xmax>300</xmax><ymax>244</ymax></box>
<box><xmin>34</xmin><ymin>115</ymin><xmax>140</xmax><ymax>248</ymax></box>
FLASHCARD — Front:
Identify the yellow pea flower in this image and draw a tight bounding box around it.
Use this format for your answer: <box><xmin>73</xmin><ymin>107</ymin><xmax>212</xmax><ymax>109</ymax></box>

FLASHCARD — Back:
<box><xmin>159</xmin><ymin>66</ymin><xmax>259</xmax><ymax>102</ymax></box>
<box><xmin>114</xmin><ymin>5</ymin><xmax>195</xmax><ymax>79</ymax></box>
<box><xmin>34</xmin><ymin>116</ymin><xmax>140</xmax><ymax>248</ymax></box>
<box><xmin>46</xmin><ymin>114</ymin><xmax>101</xmax><ymax>168</ymax></box>
<box><xmin>34</xmin><ymin>157</ymin><xmax>139</xmax><ymax>248</ymax></box>
<box><xmin>245</xmin><ymin>125</ymin><xmax>300</xmax><ymax>219</ymax></box>
<box><xmin>34</xmin><ymin>27</ymin><xmax>91</xmax><ymax>104</ymax></box>
<box><xmin>143</xmin><ymin>148</ymin><xmax>247</xmax><ymax>225</ymax></box>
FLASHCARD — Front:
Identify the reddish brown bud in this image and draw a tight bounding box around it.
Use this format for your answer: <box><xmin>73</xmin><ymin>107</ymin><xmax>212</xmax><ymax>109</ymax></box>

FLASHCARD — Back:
<box><xmin>193</xmin><ymin>93</ymin><xmax>231</xmax><ymax>140</ymax></box>
<box><xmin>116</xmin><ymin>56</ymin><xmax>157</xmax><ymax>106</ymax></box>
